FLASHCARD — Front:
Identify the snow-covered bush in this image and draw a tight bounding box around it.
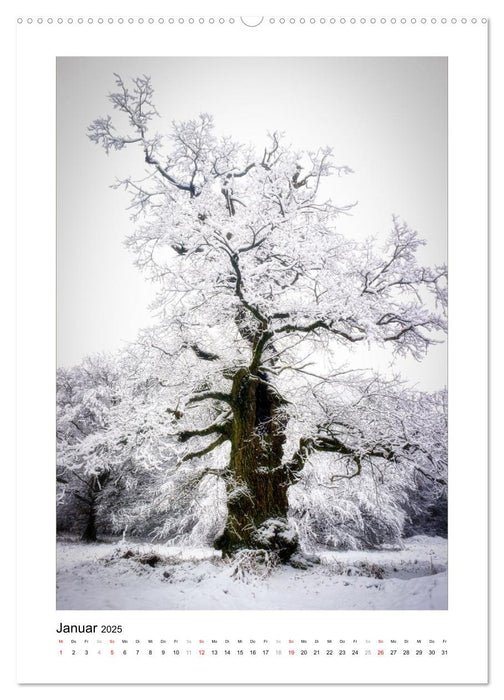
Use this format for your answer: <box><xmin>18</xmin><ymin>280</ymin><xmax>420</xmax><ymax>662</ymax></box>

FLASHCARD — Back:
<box><xmin>229</xmin><ymin>549</ymin><xmax>281</xmax><ymax>581</ymax></box>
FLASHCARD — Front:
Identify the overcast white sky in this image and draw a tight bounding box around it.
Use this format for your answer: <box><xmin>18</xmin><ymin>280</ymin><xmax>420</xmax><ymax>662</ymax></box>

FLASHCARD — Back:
<box><xmin>57</xmin><ymin>57</ymin><xmax>447</xmax><ymax>389</ymax></box>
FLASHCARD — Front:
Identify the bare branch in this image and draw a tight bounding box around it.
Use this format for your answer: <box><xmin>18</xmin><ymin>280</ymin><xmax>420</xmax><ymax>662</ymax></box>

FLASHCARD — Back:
<box><xmin>180</xmin><ymin>434</ymin><xmax>228</xmax><ymax>462</ymax></box>
<box><xmin>178</xmin><ymin>419</ymin><xmax>232</xmax><ymax>443</ymax></box>
<box><xmin>187</xmin><ymin>391</ymin><xmax>233</xmax><ymax>406</ymax></box>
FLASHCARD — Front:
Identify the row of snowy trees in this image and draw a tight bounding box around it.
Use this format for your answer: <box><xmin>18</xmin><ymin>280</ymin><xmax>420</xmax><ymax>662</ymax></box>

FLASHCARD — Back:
<box><xmin>57</xmin><ymin>75</ymin><xmax>448</xmax><ymax>560</ymax></box>
<box><xmin>57</xmin><ymin>352</ymin><xmax>447</xmax><ymax>551</ymax></box>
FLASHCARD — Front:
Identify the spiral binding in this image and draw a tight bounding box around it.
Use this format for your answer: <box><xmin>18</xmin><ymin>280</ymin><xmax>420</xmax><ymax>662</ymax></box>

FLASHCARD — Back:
<box><xmin>16</xmin><ymin>16</ymin><xmax>488</xmax><ymax>26</ymax></box>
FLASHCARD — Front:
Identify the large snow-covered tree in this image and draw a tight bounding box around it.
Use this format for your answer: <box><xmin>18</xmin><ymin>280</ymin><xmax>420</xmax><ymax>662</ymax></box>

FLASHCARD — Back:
<box><xmin>87</xmin><ymin>75</ymin><xmax>447</xmax><ymax>561</ymax></box>
<box><xmin>56</xmin><ymin>354</ymin><xmax>177</xmax><ymax>541</ymax></box>
<box><xmin>56</xmin><ymin>356</ymin><xmax>124</xmax><ymax>540</ymax></box>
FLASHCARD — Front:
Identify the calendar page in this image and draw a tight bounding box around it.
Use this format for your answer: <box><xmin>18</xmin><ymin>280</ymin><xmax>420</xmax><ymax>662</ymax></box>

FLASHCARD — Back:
<box><xmin>15</xmin><ymin>8</ymin><xmax>488</xmax><ymax>685</ymax></box>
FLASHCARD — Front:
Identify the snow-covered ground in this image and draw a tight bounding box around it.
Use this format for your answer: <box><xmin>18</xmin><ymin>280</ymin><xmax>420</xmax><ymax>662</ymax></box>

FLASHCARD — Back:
<box><xmin>56</xmin><ymin>535</ymin><xmax>447</xmax><ymax>610</ymax></box>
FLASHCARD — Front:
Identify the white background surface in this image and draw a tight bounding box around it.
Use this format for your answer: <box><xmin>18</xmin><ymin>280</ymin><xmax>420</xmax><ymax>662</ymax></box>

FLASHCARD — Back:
<box><xmin>16</xmin><ymin>9</ymin><xmax>486</xmax><ymax>684</ymax></box>
<box><xmin>2</xmin><ymin>0</ymin><xmax>500</xmax><ymax>698</ymax></box>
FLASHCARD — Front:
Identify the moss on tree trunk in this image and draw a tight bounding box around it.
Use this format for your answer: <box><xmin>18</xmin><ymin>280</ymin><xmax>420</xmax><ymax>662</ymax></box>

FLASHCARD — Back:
<box><xmin>214</xmin><ymin>368</ymin><xmax>298</xmax><ymax>562</ymax></box>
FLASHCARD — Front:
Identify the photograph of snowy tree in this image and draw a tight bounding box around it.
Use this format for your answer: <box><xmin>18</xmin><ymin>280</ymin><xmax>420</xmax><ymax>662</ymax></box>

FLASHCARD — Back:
<box><xmin>56</xmin><ymin>57</ymin><xmax>447</xmax><ymax>610</ymax></box>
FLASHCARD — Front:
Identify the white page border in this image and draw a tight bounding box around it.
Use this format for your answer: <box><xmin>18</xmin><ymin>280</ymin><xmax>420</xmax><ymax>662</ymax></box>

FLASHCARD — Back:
<box><xmin>16</xmin><ymin>15</ymin><xmax>487</xmax><ymax>684</ymax></box>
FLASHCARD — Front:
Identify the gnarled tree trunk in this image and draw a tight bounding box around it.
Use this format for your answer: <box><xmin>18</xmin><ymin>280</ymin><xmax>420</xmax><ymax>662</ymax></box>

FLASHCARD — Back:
<box><xmin>214</xmin><ymin>369</ymin><xmax>298</xmax><ymax>562</ymax></box>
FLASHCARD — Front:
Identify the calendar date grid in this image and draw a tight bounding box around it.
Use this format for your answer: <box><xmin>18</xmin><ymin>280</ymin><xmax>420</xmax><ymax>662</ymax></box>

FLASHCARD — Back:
<box><xmin>57</xmin><ymin>636</ymin><xmax>448</xmax><ymax>658</ymax></box>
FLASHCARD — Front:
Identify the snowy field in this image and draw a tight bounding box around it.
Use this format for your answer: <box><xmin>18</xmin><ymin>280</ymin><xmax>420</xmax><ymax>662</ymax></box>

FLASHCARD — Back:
<box><xmin>57</xmin><ymin>535</ymin><xmax>447</xmax><ymax>610</ymax></box>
